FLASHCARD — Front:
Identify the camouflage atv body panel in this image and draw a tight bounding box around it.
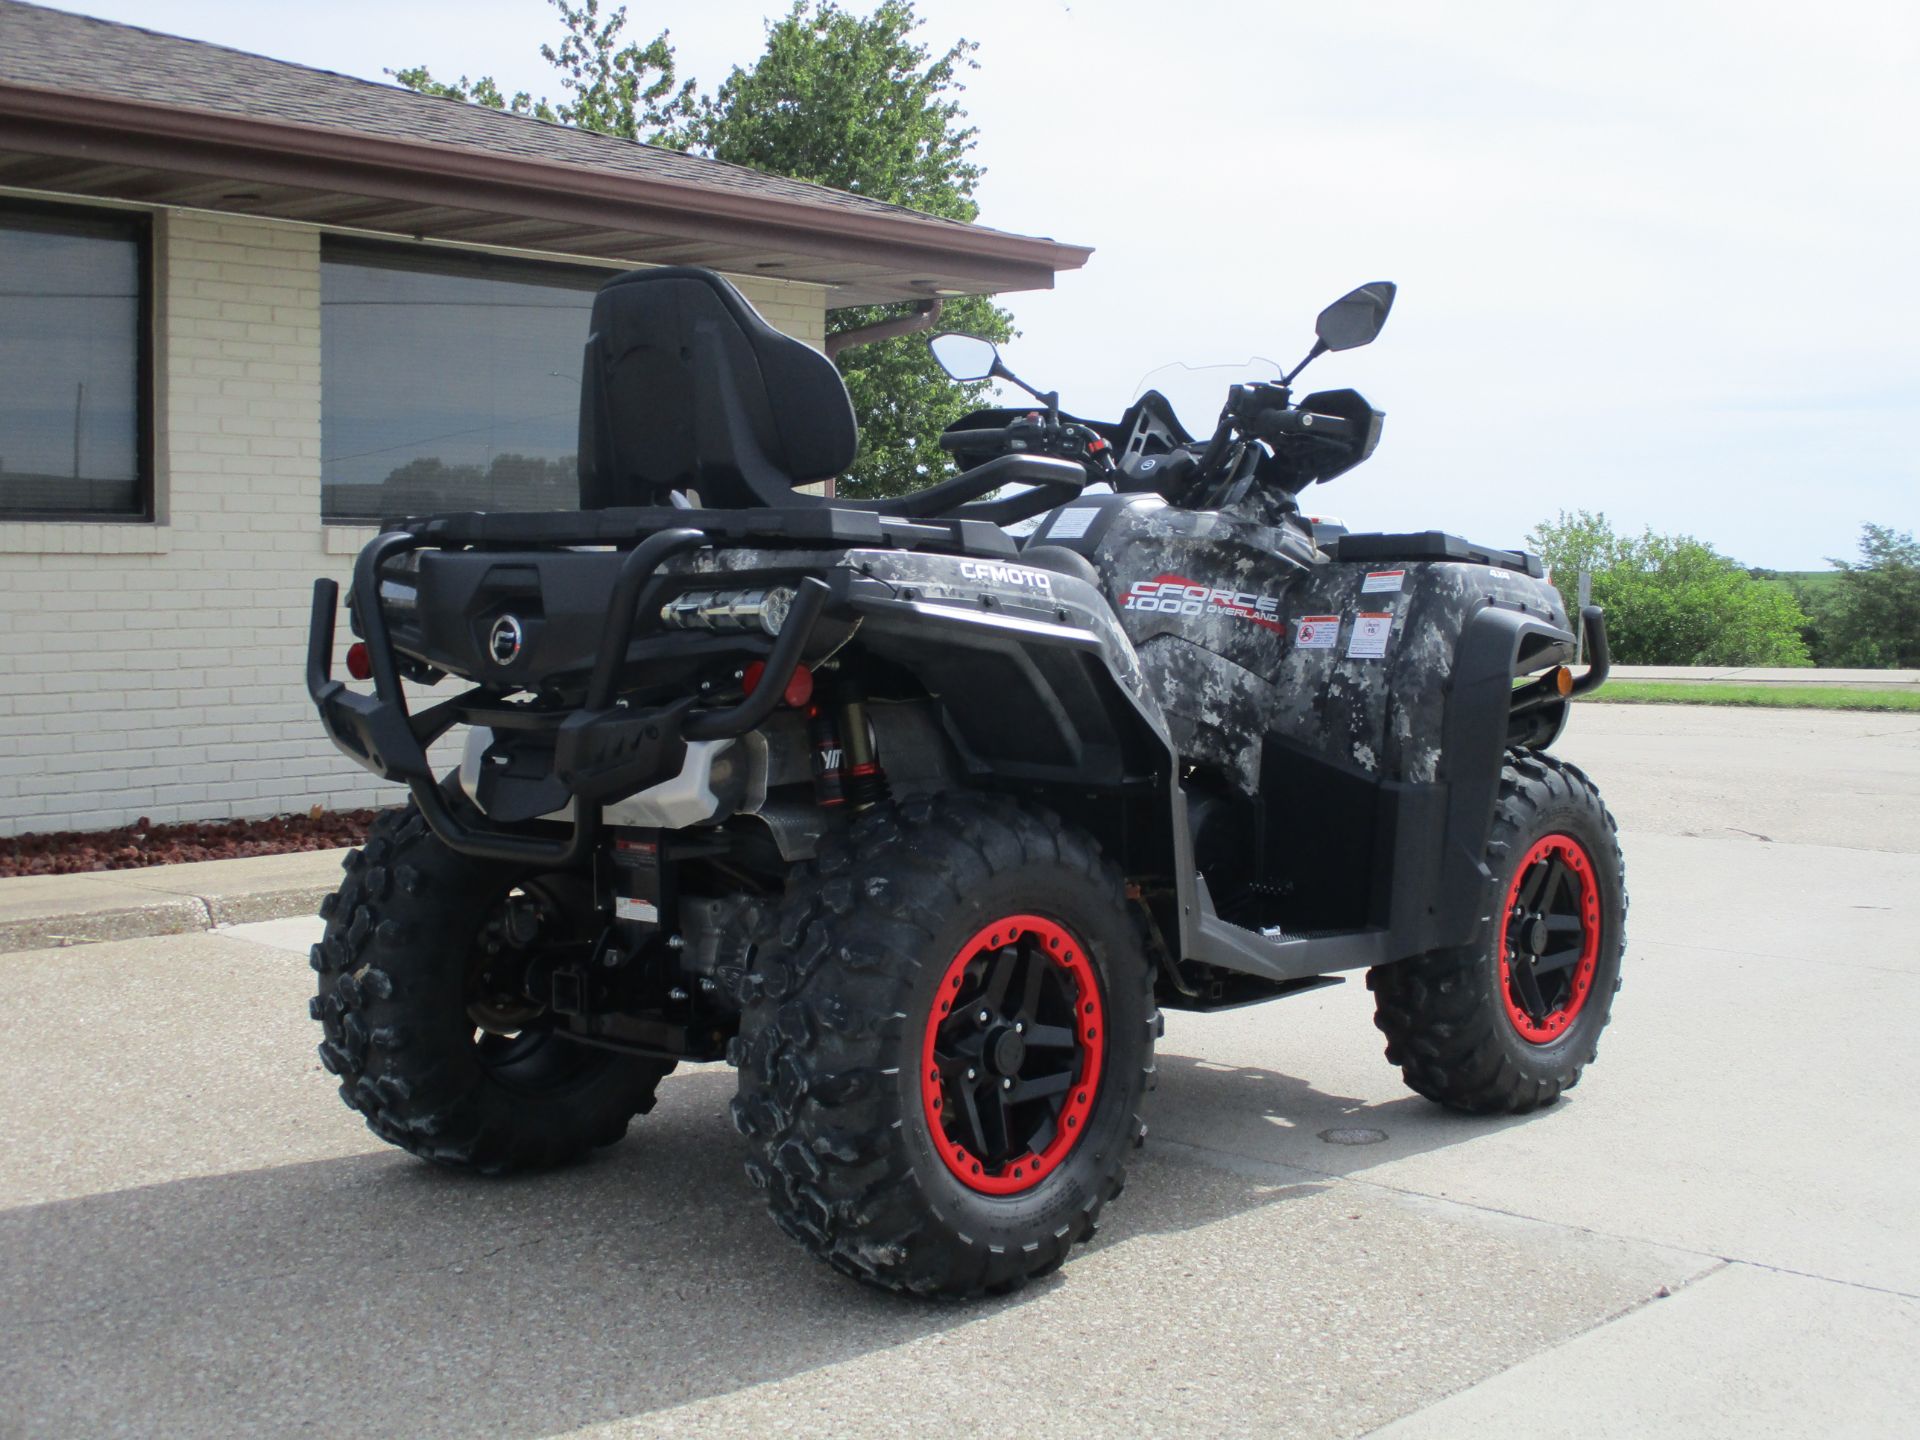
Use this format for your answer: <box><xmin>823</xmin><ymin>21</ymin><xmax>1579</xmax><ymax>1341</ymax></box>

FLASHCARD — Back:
<box><xmin>1025</xmin><ymin>493</ymin><xmax>1570</xmax><ymax>793</ymax></box>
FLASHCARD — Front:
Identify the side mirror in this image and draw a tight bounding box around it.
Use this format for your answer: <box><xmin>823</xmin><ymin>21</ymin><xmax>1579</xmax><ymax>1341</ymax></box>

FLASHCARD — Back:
<box><xmin>1314</xmin><ymin>282</ymin><xmax>1397</xmax><ymax>352</ymax></box>
<box><xmin>930</xmin><ymin>332</ymin><xmax>1000</xmax><ymax>383</ymax></box>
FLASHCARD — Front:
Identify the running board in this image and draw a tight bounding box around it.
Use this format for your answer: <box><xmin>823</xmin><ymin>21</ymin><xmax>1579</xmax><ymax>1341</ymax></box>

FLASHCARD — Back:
<box><xmin>1188</xmin><ymin>875</ymin><xmax>1396</xmax><ymax>983</ymax></box>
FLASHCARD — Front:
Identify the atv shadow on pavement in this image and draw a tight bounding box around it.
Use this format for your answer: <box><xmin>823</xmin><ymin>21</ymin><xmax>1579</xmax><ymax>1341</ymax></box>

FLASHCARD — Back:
<box><xmin>1146</xmin><ymin>1049</ymin><xmax>1568</xmax><ymax>1183</ymax></box>
<box><xmin>0</xmin><ymin>1057</ymin><xmax>1538</xmax><ymax>1438</ymax></box>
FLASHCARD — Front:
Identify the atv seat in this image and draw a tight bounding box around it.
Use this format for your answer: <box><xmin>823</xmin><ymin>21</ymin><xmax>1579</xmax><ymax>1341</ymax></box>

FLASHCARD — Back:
<box><xmin>578</xmin><ymin>267</ymin><xmax>859</xmax><ymax>511</ymax></box>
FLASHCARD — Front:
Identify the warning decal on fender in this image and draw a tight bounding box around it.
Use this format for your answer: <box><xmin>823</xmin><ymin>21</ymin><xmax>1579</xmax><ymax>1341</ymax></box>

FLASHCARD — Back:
<box><xmin>1347</xmin><ymin>612</ymin><xmax>1393</xmax><ymax>659</ymax></box>
<box><xmin>1046</xmin><ymin>506</ymin><xmax>1099</xmax><ymax>541</ymax></box>
<box><xmin>1362</xmin><ymin>569</ymin><xmax>1405</xmax><ymax>593</ymax></box>
<box><xmin>1295</xmin><ymin>614</ymin><xmax>1341</xmax><ymax>649</ymax></box>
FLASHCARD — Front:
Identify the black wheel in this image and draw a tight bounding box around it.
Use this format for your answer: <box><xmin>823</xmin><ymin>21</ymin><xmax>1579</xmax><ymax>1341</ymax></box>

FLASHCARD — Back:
<box><xmin>730</xmin><ymin>794</ymin><xmax>1158</xmax><ymax>1297</ymax></box>
<box><xmin>310</xmin><ymin>804</ymin><xmax>672</xmax><ymax>1173</ymax></box>
<box><xmin>1368</xmin><ymin>751</ymin><xmax>1626</xmax><ymax>1114</ymax></box>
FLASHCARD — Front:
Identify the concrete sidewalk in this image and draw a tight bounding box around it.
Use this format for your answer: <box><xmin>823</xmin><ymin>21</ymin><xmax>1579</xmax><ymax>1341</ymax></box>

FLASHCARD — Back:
<box><xmin>2</xmin><ymin>704</ymin><xmax>1914</xmax><ymax>1438</ymax></box>
<box><xmin>0</xmin><ymin>847</ymin><xmax>346</xmax><ymax>954</ymax></box>
<box><xmin>1609</xmin><ymin>664</ymin><xmax>1919</xmax><ymax>690</ymax></box>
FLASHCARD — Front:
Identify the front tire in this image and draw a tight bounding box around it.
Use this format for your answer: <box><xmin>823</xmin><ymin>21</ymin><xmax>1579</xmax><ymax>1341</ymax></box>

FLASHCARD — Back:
<box><xmin>310</xmin><ymin>804</ymin><xmax>673</xmax><ymax>1173</ymax></box>
<box><xmin>730</xmin><ymin>794</ymin><xmax>1158</xmax><ymax>1296</ymax></box>
<box><xmin>1368</xmin><ymin>752</ymin><xmax>1626</xmax><ymax>1114</ymax></box>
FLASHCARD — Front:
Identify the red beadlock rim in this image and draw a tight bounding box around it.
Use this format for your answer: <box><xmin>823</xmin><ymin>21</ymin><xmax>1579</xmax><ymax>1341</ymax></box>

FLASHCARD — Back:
<box><xmin>920</xmin><ymin>914</ymin><xmax>1106</xmax><ymax>1196</ymax></box>
<box><xmin>1497</xmin><ymin>833</ymin><xmax>1602</xmax><ymax>1044</ymax></box>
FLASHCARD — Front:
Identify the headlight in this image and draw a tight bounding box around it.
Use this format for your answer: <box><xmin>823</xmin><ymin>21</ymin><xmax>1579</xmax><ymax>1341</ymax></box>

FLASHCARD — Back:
<box><xmin>659</xmin><ymin>586</ymin><xmax>795</xmax><ymax>636</ymax></box>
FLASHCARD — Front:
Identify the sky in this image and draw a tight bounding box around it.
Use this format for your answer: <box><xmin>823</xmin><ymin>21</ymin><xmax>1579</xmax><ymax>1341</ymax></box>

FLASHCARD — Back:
<box><xmin>39</xmin><ymin>0</ymin><xmax>1920</xmax><ymax>569</ymax></box>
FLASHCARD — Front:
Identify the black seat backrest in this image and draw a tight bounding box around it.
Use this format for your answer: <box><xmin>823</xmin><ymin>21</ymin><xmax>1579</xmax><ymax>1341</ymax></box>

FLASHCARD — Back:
<box><xmin>577</xmin><ymin>266</ymin><xmax>857</xmax><ymax>510</ymax></box>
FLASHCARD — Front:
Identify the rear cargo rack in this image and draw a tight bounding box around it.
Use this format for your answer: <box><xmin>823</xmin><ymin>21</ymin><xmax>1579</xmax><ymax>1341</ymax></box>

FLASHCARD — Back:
<box><xmin>385</xmin><ymin>450</ymin><xmax>1091</xmax><ymax>557</ymax></box>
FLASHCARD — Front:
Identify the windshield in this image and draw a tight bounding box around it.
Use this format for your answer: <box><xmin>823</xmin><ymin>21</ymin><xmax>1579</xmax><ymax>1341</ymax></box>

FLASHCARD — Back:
<box><xmin>1128</xmin><ymin>357</ymin><xmax>1282</xmax><ymax>436</ymax></box>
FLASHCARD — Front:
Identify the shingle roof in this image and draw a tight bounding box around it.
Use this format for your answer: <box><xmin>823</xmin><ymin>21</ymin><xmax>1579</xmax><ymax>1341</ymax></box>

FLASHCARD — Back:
<box><xmin>0</xmin><ymin>0</ymin><xmax>1023</xmax><ymax>243</ymax></box>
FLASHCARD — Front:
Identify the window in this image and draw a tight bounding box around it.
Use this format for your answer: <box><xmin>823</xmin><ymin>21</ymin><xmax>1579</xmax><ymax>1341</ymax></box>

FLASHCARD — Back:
<box><xmin>320</xmin><ymin>240</ymin><xmax>608</xmax><ymax>521</ymax></box>
<box><xmin>0</xmin><ymin>201</ymin><xmax>151</xmax><ymax>519</ymax></box>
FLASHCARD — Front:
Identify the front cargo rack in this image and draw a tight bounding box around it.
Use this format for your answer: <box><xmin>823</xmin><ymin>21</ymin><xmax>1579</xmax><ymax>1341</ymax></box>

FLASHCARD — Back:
<box><xmin>1331</xmin><ymin>530</ymin><xmax>1544</xmax><ymax>578</ymax></box>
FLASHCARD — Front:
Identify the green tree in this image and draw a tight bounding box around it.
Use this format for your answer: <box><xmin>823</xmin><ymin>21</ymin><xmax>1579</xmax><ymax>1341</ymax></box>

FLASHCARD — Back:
<box><xmin>390</xmin><ymin>1</ymin><xmax>694</xmax><ymax>140</ymax></box>
<box><xmin>681</xmin><ymin>2</ymin><xmax>1011</xmax><ymax>497</ymax></box>
<box><xmin>386</xmin><ymin>69</ymin><xmax>559</xmax><ymax>120</ymax></box>
<box><xmin>1528</xmin><ymin>510</ymin><xmax>1812</xmax><ymax>667</ymax></box>
<box><xmin>1808</xmin><ymin>524</ymin><xmax>1920</xmax><ymax>668</ymax></box>
<box><xmin>393</xmin><ymin>0</ymin><xmax>1007</xmax><ymax>498</ymax></box>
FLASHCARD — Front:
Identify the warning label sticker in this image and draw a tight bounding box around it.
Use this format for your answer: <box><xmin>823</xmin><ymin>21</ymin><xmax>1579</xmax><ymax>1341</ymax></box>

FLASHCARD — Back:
<box><xmin>1361</xmin><ymin>570</ymin><xmax>1405</xmax><ymax>594</ymax></box>
<box><xmin>1347</xmin><ymin>612</ymin><xmax>1393</xmax><ymax>659</ymax></box>
<box><xmin>1295</xmin><ymin>614</ymin><xmax>1341</xmax><ymax>649</ymax></box>
<box><xmin>1046</xmin><ymin>506</ymin><xmax>1099</xmax><ymax>541</ymax></box>
<box><xmin>615</xmin><ymin>896</ymin><xmax>659</xmax><ymax>924</ymax></box>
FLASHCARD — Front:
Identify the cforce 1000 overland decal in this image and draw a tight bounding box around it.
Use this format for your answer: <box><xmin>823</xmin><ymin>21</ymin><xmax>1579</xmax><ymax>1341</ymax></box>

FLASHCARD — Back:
<box><xmin>1122</xmin><ymin>573</ymin><xmax>1283</xmax><ymax>632</ymax></box>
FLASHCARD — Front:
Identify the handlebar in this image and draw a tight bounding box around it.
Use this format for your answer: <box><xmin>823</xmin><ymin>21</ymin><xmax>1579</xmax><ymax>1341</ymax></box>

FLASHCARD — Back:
<box><xmin>1249</xmin><ymin>409</ymin><xmax>1354</xmax><ymax>442</ymax></box>
<box><xmin>939</xmin><ymin>428</ymin><xmax>1014</xmax><ymax>453</ymax></box>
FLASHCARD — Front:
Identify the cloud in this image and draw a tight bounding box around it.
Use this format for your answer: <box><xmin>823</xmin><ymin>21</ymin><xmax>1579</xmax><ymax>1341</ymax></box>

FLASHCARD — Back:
<box><xmin>48</xmin><ymin>0</ymin><xmax>1920</xmax><ymax>566</ymax></box>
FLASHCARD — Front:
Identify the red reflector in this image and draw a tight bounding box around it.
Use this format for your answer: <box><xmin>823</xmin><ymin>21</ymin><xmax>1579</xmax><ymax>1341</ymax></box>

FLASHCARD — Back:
<box><xmin>742</xmin><ymin>659</ymin><xmax>813</xmax><ymax>709</ymax></box>
<box><xmin>345</xmin><ymin>642</ymin><xmax>373</xmax><ymax>681</ymax></box>
<box><xmin>783</xmin><ymin>663</ymin><xmax>814</xmax><ymax>709</ymax></box>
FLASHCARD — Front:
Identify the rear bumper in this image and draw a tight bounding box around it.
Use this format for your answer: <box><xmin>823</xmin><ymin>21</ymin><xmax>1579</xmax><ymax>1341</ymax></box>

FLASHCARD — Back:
<box><xmin>306</xmin><ymin>527</ymin><xmax>827</xmax><ymax>865</ymax></box>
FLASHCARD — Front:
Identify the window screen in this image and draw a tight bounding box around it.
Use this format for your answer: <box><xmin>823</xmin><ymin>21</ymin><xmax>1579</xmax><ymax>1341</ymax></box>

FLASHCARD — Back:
<box><xmin>0</xmin><ymin>202</ymin><xmax>149</xmax><ymax>518</ymax></box>
<box><xmin>320</xmin><ymin>240</ymin><xmax>608</xmax><ymax>521</ymax></box>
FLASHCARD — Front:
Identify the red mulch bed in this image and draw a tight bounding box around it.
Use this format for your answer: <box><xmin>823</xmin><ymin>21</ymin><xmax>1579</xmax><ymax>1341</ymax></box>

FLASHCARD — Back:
<box><xmin>1</xmin><ymin>808</ymin><xmax>389</xmax><ymax>877</ymax></box>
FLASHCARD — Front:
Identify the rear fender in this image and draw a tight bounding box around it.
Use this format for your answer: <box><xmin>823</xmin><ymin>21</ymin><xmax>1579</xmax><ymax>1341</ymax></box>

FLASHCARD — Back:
<box><xmin>843</xmin><ymin>548</ymin><xmax>1193</xmax><ymax>938</ymax></box>
<box><xmin>843</xmin><ymin>548</ymin><xmax>1174</xmax><ymax>789</ymax></box>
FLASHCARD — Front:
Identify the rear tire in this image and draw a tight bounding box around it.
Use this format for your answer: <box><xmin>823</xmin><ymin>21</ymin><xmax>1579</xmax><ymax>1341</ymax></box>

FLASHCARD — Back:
<box><xmin>730</xmin><ymin>794</ymin><xmax>1158</xmax><ymax>1296</ymax></box>
<box><xmin>1368</xmin><ymin>751</ymin><xmax>1625</xmax><ymax>1114</ymax></box>
<box><xmin>310</xmin><ymin>804</ymin><xmax>673</xmax><ymax>1173</ymax></box>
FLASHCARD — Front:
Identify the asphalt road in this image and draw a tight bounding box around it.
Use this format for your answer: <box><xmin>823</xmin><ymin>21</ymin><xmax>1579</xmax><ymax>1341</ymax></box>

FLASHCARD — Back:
<box><xmin>3</xmin><ymin>705</ymin><xmax>1916</xmax><ymax>1438</ymax></box>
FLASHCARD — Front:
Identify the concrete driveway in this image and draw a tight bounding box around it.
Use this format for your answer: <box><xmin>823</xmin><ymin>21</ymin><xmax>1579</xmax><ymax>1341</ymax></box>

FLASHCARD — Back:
<box><xmin>2</xmin><ymin>705</ymin><xmax>1916</xmax><ymax>1438</ymax></box>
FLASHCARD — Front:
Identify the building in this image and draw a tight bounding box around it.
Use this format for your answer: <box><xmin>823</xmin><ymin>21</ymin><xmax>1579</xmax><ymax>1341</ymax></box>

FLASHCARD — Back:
<box><xmin>0</xmin><ymin>0</ymin><xmax>1087</xmax><ymax>836</ymax></box>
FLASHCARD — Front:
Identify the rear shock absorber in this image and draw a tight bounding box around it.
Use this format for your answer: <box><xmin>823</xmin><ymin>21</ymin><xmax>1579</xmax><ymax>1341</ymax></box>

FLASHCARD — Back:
<box><xmin>841</xmin><ymin>696</ymin><xmax>890</xmax><ymax>811</ymax></box>
<box><xmin>808</xmin><ymin>702</ymin><xmax>847</xmax><ymax>809</ymax></box>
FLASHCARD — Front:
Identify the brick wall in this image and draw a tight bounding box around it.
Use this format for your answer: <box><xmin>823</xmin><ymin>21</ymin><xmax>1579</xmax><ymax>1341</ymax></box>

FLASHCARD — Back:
<box><xmin>731</xmin><ymin>275</ymin><xmax>828</xmax><ymax>349</ymax></box>
<box><xmin>0</xmin><ymin>206</ymin><xmax>829</xmax><ymax>836</ymax></box>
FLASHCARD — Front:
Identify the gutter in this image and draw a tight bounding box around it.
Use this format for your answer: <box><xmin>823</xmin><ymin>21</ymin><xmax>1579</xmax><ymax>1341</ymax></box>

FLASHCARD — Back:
<box><xmin>0</xmin><ymin>80</ymin><xmax>1092</xmax><ymax>293</ymax></box>
<box><xmin>825</xmin><ymin>298</ymin><xmax>943</xmax><ymax>357</ymax></box>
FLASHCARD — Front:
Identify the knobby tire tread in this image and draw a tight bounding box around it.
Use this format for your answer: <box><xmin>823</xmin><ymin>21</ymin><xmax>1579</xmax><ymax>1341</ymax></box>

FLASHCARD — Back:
<box><xmin>1367</xmin><ymin>750</ymin><xmax>1626</xmax><ymax>1114</ymax></box>
<box><xmin>729</xmin><ymin>793</ymin><xmax>1158</xmax><ymax>1297</ymax></box>
<box><xmin>311</xmin><ymin>804</ymin><xmax>672</xmax><ymax>1174</ymax></box>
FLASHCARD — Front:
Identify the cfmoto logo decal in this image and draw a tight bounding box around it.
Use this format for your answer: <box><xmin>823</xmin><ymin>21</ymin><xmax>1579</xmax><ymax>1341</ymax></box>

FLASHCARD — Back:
<box><xmin>957</xmin><ymin>560</ymin><xmax>1054</xmax><ymax>592</ymax></box>
<box><xmin>488</xmin><ymin>614</ymin><xmax>525</xmax><ymax>665</ymax></box>
<box><xmin>1121</xmin><ymin>573</ymin><xmax>1284</xmax><ymax>632</ymax></box>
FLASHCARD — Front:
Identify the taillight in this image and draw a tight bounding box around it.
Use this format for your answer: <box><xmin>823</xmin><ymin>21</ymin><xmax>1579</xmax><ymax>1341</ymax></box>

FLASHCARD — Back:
<box><xmin>742</xmin><ymin>659</ymin><xmax>813</xmax><ymax>709</ymax></box>
<box><xmin>345</xmin><ymin>642</ymin><xmax>373</xmax><ymax>681</ymax></box>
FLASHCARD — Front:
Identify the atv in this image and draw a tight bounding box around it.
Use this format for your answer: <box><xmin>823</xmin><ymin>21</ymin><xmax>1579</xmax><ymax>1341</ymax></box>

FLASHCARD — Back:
<box><xmin>305</xmin><ymin>267</ymin><xmax>1624</xmax><ymax>1297</ymax></box>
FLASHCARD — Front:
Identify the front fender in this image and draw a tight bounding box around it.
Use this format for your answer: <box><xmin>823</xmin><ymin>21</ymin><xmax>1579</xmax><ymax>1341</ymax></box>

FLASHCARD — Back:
<box><xmin>1432</xmin><ymin>603</ymin><xmax>1578</xmax><ymax>945</ymax></box>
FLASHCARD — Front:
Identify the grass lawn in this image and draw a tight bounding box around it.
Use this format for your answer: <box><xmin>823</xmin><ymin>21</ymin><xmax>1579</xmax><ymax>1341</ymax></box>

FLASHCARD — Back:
<box><xmin>1589</xmin><ymin>681</ymin><xmax>1920</xmax><ymax>711</ymax></box>
<box><xmin>1774</xmin><ymin>569</ymin><xmax>1841</xmax><ymax>595</ymax></box>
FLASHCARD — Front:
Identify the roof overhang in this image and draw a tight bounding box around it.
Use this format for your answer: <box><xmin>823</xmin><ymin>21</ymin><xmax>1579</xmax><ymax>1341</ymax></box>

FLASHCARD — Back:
<box><xmin>0</xmin><ymin>79</ymin><xmax>1090</xmax><ymax>307</ymax></box>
